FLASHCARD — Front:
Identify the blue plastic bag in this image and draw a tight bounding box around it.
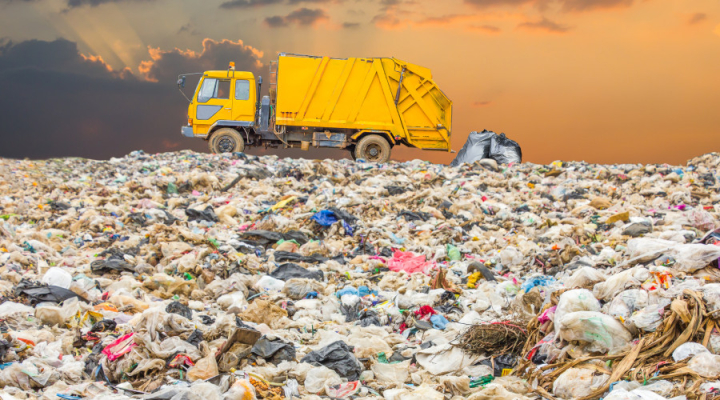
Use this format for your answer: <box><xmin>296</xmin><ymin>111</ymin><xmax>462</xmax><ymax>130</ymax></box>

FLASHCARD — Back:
<box><xmin>312</xmin><ymin>210</ymin><xmax>338</xmax><ymax>227</ymax></box>
<box><xmin>430</xmin><ymin>314</ymin><xmax>449</xmax><ymax>330</ymax></box>
<box><xmin>521</xmin><ymin>276</ymin><xmax>555</xmax><ymax>292</ymax></box>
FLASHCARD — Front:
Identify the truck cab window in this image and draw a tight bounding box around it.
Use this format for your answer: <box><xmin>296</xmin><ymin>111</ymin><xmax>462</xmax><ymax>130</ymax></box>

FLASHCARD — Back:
<box><xmin>235</xmin><ymin>80</ymin><xmax>250</xmax><ymax>101</ymax></box>
<box><xmin>197</xmin><ymin>78</ymin><xmax>230</xmax><ymax>102</ymax></box>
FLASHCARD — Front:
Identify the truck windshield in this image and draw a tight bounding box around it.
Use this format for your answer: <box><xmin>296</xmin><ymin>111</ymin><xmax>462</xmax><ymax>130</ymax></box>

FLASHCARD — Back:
<box><xmin>197</xmin><ymin>78</ymin><xmax>230</xmax><ymax>103</ymax></box>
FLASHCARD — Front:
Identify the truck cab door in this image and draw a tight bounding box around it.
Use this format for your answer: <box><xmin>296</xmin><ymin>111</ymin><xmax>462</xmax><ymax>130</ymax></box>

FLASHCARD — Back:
<box><xmin>193</xmin><ymin>77</ymin><xmax>233</xmax><ymax>135</ymax></box>
<box><xmin>231</xmin><ymin>78</ymin><xmax>255</xmax><ymax>123</ymax></box>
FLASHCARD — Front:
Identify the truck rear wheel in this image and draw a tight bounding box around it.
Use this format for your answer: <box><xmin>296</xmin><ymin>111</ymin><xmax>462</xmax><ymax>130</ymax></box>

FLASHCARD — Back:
<box><xmin>354</xmin><ymin>135</ymin><xmax>391</xmax><ymax>163</ymax></box>
<box><xmin>209</xmin><ymin>128</ymin><xmax>245</xmax><ymax>154</ymax></box>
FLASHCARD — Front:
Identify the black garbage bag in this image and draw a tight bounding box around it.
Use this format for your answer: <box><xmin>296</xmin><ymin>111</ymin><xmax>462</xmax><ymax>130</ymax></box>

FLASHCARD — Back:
<box><xmin>450</xmin><ymin>130</ymin><xmax>495</xmax><ymax>167</ymax></box>
<box><xmin>270</xmin><ymin>263</ymin><xmax>323</xmax><ymax>281</ymax></box>
<box><xmin>90</xmin><ymin>319</ymin><xmax>117</xmax><ymax>332</ymax></box>
<box><xmin>282</xmin><ymin>230</ymin><xmax>311</xmax><ymax>245</ymax></box>
<box><xmin>479</xmin><ymin>354</ymin><xmax>518</xmax><ymax>377</ymax></box>
<box><xmin>301</xmin><ymin>341</ymin><xmax>363</xmax><ymax>380</ymax></box>
<box><xmin>166</xmin><ymin>301</ymin><xmax>193</xmax><ymax>319</ymax></box>
<box><xmin>274</xmin><ymin>251</ymin><xmax>327</xmax><ymax>264</ymax></box>
<box><xmin>327</xmin><ymin>207</ymin><xmax>358</xmax><ymax>224</ymax></box>
<box><xmin>352</xmin><ymin>242</ymin><xmax>374</xmax><ymax>256</ymax></box>
<box><xmin>49</xmin><ymin>201</ymin><xmax>71</xmax><ymax>211</ymax></box>
<box><xmin>241</xmin><ymin>230</ymin><xmax>283</xmax><ymax>247</ymax></box>
<box><xmin>185</xmin><ymin>206</ymin><xmax>218</xmax><ymax>222</ymax></box>
<box><xmin>358</xmin><ymin>310</ymin><xmax>382</xmax><ymax>327</ymax></box>
<box><xmin>185</xmin><ymin>329</ymin><xmax>203</xmax><ymax>347</ymax></box>
<box><xmin>15</xmin><ymin>280</ymin><xmax>88</xmax><ymax>304</ymax></box>
<box><xmin>90</xmin><ymin>259</ymin><xmax>135</xmax><ymax>274</ymax></box>
<box><xmin>398</xmin><ymin>210</ymin><xmax>432</xmax><ymax>222</ymax></box>
<box><xmin>251</xmin><ymin>336</ymin><xmax>296</xmax><ymax>364</ymax></box>
<box><xmin>488</xmin><ymin>133</ymin><xmax>522</xmax><ymax>164</ymax></box>
<box><xmin>386</xmin><ymin>186</ymin><xmax>407</xmax><ymax>196</ymax></box>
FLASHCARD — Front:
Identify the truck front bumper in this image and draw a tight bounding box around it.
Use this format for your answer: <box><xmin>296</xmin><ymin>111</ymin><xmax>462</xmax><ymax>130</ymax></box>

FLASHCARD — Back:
<box><xmin>181</xmin><ymin>126</ymin><xmax>194</xmax><ymax>137</ymax></box>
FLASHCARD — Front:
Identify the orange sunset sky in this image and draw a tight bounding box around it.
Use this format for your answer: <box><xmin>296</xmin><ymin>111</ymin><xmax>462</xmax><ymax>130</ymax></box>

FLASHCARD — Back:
<box><xmin>0</xmin><ymin>0</ymin><xmax>718</xmax><ymax>165</ymax></box>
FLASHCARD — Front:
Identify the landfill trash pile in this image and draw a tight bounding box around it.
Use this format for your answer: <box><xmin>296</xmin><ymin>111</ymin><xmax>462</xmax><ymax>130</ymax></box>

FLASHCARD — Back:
<box><xmin>0</xmin><ymin>150</ymin><xmax>719</xmax><ymax>400</ymax></box>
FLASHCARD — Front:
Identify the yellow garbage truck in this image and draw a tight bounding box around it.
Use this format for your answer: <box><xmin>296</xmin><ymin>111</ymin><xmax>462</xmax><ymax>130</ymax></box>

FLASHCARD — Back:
<box><xmin>178</xmin><ymin>53</ymin><xmax>453</xmax><ymax>163</ymax></box>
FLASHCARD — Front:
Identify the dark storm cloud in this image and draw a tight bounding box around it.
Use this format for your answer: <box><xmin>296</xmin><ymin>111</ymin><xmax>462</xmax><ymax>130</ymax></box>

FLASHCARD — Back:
<box><xmin>342</xmin><ymin>22</ymin><xmax>360</xmax><ymax>28</ymax></box>
<box><xmin>0</xmin><ymin>39</ymin><xmax>130</xmax><ymax>79</ymax></box>
<box><xmin>0</xmin><ymin>0</ymin><xmax>39</xmax><ymax>4</ymax></box>
<box><xmin>138</xmin><ymin>38</ymin><xmax>264</xmax><ymax>83</ymax></box>
<box><xmin>264</xmin><ymin>8</ymin><xmax>329</xmax><ymax>27</ymax></box>
<box><xmin>0</xmin><ymin>38</ymin><xmax>300</xmax><ymax>161</ymax></box>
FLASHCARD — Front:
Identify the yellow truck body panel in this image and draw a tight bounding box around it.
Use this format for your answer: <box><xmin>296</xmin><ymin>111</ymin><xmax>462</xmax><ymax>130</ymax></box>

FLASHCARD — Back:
<box><xmin>275</xmin><ymin>54</ymin><xmax>452</xmax><ymax>150</ymax></box>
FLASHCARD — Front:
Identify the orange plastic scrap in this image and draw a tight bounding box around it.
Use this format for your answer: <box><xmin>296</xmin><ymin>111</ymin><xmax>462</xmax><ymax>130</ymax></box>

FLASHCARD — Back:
<box><xmin>17</xmin><ymin>338</ymin><xmax>35</xmax><ymax>347</ymax></box>
<box><xmin>94</xmin><ymin>303</ymin><xmax>119</xmax><ymax>312</ymax></box>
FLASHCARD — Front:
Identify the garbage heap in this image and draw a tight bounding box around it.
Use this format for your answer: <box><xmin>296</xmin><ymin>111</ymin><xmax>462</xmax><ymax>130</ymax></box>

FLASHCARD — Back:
<box><xmin>0</xmin><ymin>150</ymin><xmax>719</xmax><ymax>400</ymax></box>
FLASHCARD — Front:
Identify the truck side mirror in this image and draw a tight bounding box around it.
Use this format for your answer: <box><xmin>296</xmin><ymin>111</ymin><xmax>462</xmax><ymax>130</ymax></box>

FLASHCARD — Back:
<box><xmin>177</xmin><ymin>76</ymin><xmax>186</xmax><ymax>88</ymax></box>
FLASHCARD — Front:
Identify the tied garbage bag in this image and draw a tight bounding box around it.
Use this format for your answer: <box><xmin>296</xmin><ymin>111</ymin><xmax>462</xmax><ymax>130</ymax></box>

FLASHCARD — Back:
<box><xmin>300</xmin><ymin>341</ymin><xmax>363</xmax><ymax>381</ymax></box>
<box><xmin>557</xmin><ymin>311</ymin><xmax>632</xmax><ymax>354</ymax></box>
<box><xmin>450</xmin><ymin>130</ymin><xmax>495</xmax><ymax>167</ymax></box>
<box><xmin>15</xmin><ymin>280</ymin><xmax>88</xmax><ymax>304</ymax></box>
<box><xmin>488</xmin><ymin>132</ymin><xmax>522</xmax><ymax>164</ymax></box>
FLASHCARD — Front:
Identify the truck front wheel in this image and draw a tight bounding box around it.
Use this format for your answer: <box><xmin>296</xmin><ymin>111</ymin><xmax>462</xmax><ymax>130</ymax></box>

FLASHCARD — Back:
<box><xmin>354</xmin><ymin>135</ymin><xmax>391</xmax><ymax>163</ymax></box>
<box><xmin>209</xmin><ymin>128</ymin><xmax>245</xmax><ymax>154</ymax></box>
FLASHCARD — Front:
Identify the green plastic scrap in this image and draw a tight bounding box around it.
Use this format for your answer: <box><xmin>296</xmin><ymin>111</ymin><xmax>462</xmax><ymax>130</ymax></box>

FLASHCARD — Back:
<box><xmin>447</xmin><ymin>244</ymin><xmax>461</xmax><ymax>261</ymax></box>
<box><xmin>167</xmin><ymin>182</ymin><xmax>178</xmax><ymax>194</ymax></box>
<box><xmin>469</xmin><ymin>375</ymin><xmax>495</xmax><ymax>388</ymax></box>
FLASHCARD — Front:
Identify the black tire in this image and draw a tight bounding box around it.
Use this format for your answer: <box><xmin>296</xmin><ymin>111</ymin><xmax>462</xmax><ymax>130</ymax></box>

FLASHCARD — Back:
<box><xmin>354</xmin><ymin>135</ymin><xmax>391</xmax><ymax>163</ymax></box>
<box><xmin>209</xmin><ymin>128</ymin><xmax>245</xmax><ymax>154</ymax></box>
<box><xmin>347</xmin><ymin>145</ymin><xmax>357</xmax><ymax>161</ymax></box>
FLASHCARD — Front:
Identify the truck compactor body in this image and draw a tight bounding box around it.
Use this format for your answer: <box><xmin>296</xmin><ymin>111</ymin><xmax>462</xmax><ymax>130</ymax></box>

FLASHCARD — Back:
<box><xmin>179</xmin><ymin>53</ymin><xmax>453</xmax><ymax>163</ymax></box>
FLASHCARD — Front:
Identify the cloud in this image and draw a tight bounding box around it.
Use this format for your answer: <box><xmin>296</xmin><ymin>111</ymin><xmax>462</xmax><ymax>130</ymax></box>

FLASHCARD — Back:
<box><xmin>65</xmin><ymin>0</ymin><xmax>157</xmax><ymax>8</ymax></box>
<box><xmin>0</xmin><ymin>39</ymin><xmax>131</xmax><ymax>79</ymax></box>
<box><xmin>687</xmin><ymin>13</ymin><xmax>707</xmax><ymax>25</ymax></box>
<box><xmin>415</xmin><ymin>14</ymin><xmax>474</xmax><ymax>27</ymax></box>
<box><xmin>0</xmin><ymin>0</ymin><xmax>39</xmax><ymax>4</ymax></box>
<box><xmin>342</xmin><ymin>22</ymin><xmax>361</xmax><ymax>29</ymax></box>
<box><xmin>220</xmin><ymin>0</ymin><xmax>282</xmax><ymax>8</ymax></box>
<box><xmin>466</xmin><ymin>24</ymin><xmax>501</xmax><ymax>33</ymax></box>
<box><xmin>177</xmin><ymin>23</ymin><xmax>199</xmax><ymax>35</ymax></box>
<box><xmin>472</xmin><ymin>101</ymin><xmax>492</xmax><ymax>107</ymax></box>
<box><xmin>560</xmin><ymin>0</ymin><xmax>632</xmax><ymax>12</ymax></box>
<box><xmin>264</xmin><ymin>7</ymin><xmax>329</xmax><ymax>27</ymax></box>
<box><xmin>138</xmin><ymin>38</ymin><xmax>264</xmax><ymax>83</ymax></box>
<box><xmin>517</xmin><ymin>17</ymin><xmax>570</xmax><ymax>33</ymax></box>
<box><xmin>464</xmin><ymin>0</ymin><xmax>536</xmax><ymax>8</ymax></box>
<box><xmin>372</xmin><ymin>0</ymin><xmax>416</xmax><ymax>30</ymax></box>
<box><xmin>0</xmin><ymin>38</ymin><xmax>352</xmax><ymax>161</ymax></box>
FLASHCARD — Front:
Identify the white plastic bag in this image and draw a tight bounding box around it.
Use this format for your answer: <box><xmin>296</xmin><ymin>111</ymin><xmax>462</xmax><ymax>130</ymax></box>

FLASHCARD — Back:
<box><xmin>688</xmin><ymin>352</ymin><xmax>720</xmax><ymax>377</ymax></box>
<box><xmin>554</xmin><ymin>289</ymin><xmax>600</xmax><ymax>330</ymax></box>
<box><xmin>304</xmin><ymin>366</ymin><xmax>342</xmax><ymax>395</ymax></box>
<box><xmin>628</xmin><ymin>303</ymin><xmax>666</xmax><ymax>332</ymax></box>
<box><xmin>41</xmin><ymin>267</ymin><xmax>72</xmax><ymax>289</ymax></box>
<box><xmin>564</xmin><ymin>266</ymin><xmax>607</xmax><ymax>289</ymax></box>
<box><xmin>552</xmin><ymin>368</ymin><xmax>609</xmax><ymax>399</ymax></box>
<box><xmin>608</xmin><ymin>289</ymin><xmax>649</xmax><ymax>319</ymax></box>
<box><xmin>371</xmin><ymin>360</ymin><xmax>410</xmax><ymax>385</ymax></box>
<box><xmin>557</xmin><ymin>311</ymin><xmax>632</xmax><ymax>354</ymax></box>
<box><xmin>672</xmin><ymin>342</ymin><xmax>709</xmax><ymax>362</ymax></box>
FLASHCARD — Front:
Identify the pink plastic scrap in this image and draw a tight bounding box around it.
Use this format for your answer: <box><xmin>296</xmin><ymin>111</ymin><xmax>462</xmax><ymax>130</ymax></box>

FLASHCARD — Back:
<box><xmin>102</xmin><ymin>333</ymin><xmax>137</xmax><ymax>361</ymax></box>
<box><xmin>387</xmin><ymin>251</ymin><xmax>434</xmax><ymax>274</ymax></box>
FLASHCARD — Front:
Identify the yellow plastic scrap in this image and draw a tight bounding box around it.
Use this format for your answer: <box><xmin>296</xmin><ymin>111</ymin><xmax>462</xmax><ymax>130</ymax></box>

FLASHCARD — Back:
<box><xmin>271</xmin><ymin>196</ymin><xmax>296</xmax><ymax>211</ymax></box>
<box><xmin>467</xmin><ymin>271</ymin><xmax>482</xmax><ymax>289</ymax></box>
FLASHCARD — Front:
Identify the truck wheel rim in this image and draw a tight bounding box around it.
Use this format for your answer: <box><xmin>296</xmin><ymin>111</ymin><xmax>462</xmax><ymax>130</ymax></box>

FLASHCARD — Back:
<box><xmin>217</xmin><ymin>136</ymin><xmax>236</xmax><ymax>153</ymax></box>
<box><xmin>365</xmin><ymin>144</ymin><xmax>382</xmax><ymax>161</ymax></box>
